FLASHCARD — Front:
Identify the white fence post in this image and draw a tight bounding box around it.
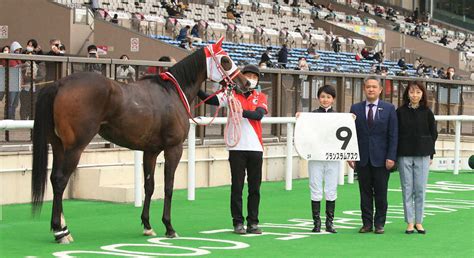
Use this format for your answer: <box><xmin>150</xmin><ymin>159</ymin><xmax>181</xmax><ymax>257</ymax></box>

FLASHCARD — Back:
<box><xmin>187</xmin><ymin>123</ymin><xmax>196</xmax><ymax>201</ymax></box>
<box><xmin>134</xmin><ymin>151</ymin><xmax>143</xmax><ymax>207</ymax></box>
<box><xmin>348</xmin><ymin>165</ymin><xmax>354</xmax><ymax>184</ymax></box>
<box><xmin>454</xmin><ymin>120</ymin><xmax>461</xmax><ymax>175</ymax></box>
<box><xmin>286</xmin><ymin>122</ymin><xmax>293</xmax><ymax>191</ymax></box>
<box><xmin>338</xmin><ymin>161</ymin><xmax>345</xmax><ymax>185</ymax></box>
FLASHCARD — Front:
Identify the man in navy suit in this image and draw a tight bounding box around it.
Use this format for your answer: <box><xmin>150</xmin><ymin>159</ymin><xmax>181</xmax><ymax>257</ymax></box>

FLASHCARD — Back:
<box><xmin>348</xmin><ymin>76</ymin><xmax>398</xmax><ymax>234</ymax></box>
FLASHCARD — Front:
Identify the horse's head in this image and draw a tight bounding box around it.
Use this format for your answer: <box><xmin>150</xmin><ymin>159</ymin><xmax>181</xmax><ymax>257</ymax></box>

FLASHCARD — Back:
<box><xmin>204</xmin><ymin>37</ymin><xmax>249</xmax><ymax>92</ymax></box>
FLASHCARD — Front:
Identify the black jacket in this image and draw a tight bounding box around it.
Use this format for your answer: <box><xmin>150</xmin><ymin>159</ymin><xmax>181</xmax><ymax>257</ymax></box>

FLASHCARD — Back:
<box><xmin>397</xmin><ymin>105</ymin><xmax>437</xmax><ymax>158</ymax></box>
<box><xmin>312</xmin><ymin>106</ymin><xmax>334</xmax><ymax>113</ymax></box>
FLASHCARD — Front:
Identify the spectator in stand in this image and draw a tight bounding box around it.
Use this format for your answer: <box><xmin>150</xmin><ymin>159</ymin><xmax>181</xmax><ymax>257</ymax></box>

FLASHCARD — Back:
<box><xmin>298</xmin><ymin>57</ymin><xmax>310</xmax><ymax>71</ymax></box>
<box><xmin>1</xmin><ymin>45</ymin><xmax>22</xmax><ymax>67</ymax></box>
<box><xmin>364</xmin><ymin>4</ymin><xmax>369</xmax><ymax>13</ymax></box>
<box><xmin>413</xmin><ymin>7</ymin><xmax>419</xmax><ymax>21</ymax></box>
<box><xmin>432</xmin><ymin>67</ymin><xmax>439</xmax><ymax>78</ymax></box>
<box><xmin>332</xmin><ymin>37</ymin><xmax>341</xmax><ymax>53</ymax></box>
<box><xmin>176</xmin><ymin>25</ymin><xmax>190</xmax><ymax>42</ymax></box>
<box><xmin>1</xmin><ymin>41</ymin><xmax>24</xmax><ymax>119</ymax></box>
<box><xmin>190</xmin><ymin>24</ymin><xmax>202</xmax><ymax>43</ymax></box>
<box><xmin>307</xmin><ymin>43</ymin><xmax>316</xmax><ymax>55</ymax></box>
<box><xmin>438</xmin><ymin>67</ymin><xmax>461</xmax><ymax>133</ymax></box>
<box><xmin>116</xmin><ymin>54</ymin><xmax>136</xmax><ymax>83</ymax></box>
<box><xmin>414</xmin><ymin>57</ymin><xmax>423</xmax><ymax>69</ymax></box>
<box><xmin>277</xmin><ymin>44</ymin><xmax>288</xmax><ymax>68</ymax></box>
<box><xmin>259</xmin><ymin>47</ymin><xmax>272</xmax><ymax>68</ymax></box>
<box><xmin>46</xmin><ymin>39</ymin><xmax>64</xmax><ymax>56</ymax></box>
<box><xmin>373</xmin><ymin>50</ymin><xmax>384</xmax><ymax>64</ymax></box>
<box><xmin>19</xmin><ymin>47</ymin><xmax>40</xmax><ymax>120</ymax></box>
<box><xmin>226</xmin><ymin>3</ymin><xmax>242</xmax><ymax>20</ymax></box>
<box><xmin>45</xmin><ymin>39</ymin><xmax>64</xmax><ymax>87</ymax></box>
<box><xmin>1</xmin><ymin>45</ymin><xmax>10</xmax><ymax>54</ymax></box>
<box><xmin>85</xmin><ymin>45</ymin><xmax>103</xmax><ymax>74</ymax></box>
<box><xmin>23</xmin><ymin>39</ymin><xmax>43</xmax><ymax>55</ymax></box>
<box><xmin>355</xmin><ymin>51</ymin><xmax>362</xmax><ymax>61</ymax></box>
<box><xmin>439</xmin><ymin>35</ymin><xmax>449</xmax><ymax>46</ymax></box>
<box><xmin>397</xmin><ymin>57</ymin><xmax>408</xmax><ymax>70</ymax></box>
<box><xmin>111</xmin><ymin>13</ymin><xmax>119</xmax><ymax>24</ymax></box>
<box><xmin>361</xmin><ymin>47</ymin><xmax>370</xmax><ymax>59</ymax></box>
<box><xmin>147</xmin><ymin>56</ymin><xmax>177</xmax><ymax>75</ymax></box>
<box><xmin>437</xmin><ymin>67</ymin><xmax>445</xmax><ymax>78</ymax></box>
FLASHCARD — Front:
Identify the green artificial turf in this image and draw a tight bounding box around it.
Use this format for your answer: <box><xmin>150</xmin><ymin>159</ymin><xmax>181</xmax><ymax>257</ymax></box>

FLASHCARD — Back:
<box><xmin>1</xmin><ymin>171</ymin><xmax>473</xmax><ymax>257</ymax></box>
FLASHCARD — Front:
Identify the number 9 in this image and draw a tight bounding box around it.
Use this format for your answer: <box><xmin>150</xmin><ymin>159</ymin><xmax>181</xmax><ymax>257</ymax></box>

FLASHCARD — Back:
<box><xmin>336</xmin><ymin>127</ymin><xmax>352</xmax><ymax>150</ymax></box>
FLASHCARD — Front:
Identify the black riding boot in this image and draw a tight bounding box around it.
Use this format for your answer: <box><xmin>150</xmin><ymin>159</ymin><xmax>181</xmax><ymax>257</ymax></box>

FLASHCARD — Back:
<box><xmin>311</xmin><ymin>201</ymin><xmax>321</xmax><ymax>232</ymax></box>
<box><xmin>325</xmin><ymin>200</ymin><xmax>337</xmax><ymax>233</ymax></box>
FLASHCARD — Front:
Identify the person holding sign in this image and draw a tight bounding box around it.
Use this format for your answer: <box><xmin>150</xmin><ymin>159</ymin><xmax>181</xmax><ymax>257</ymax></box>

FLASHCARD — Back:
<box><xmin>397</xmin><ymin>81</ymin><xmax>437</xmax><ymax>234</ymax></box>
<box><xmin>297</xmin><ymin>85</ymin><xmax>339</xmax><ymax>233</ymax></box>
<box><xmin>348</xmin><ymin>76</ymin><xmax>398</xmax><ymax>234</ymax></box>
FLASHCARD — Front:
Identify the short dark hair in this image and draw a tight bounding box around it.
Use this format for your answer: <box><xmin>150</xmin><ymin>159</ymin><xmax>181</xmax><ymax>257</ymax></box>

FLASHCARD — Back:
<box><xmin>317</xmin><ymin>85</ymin><xmax>336</xmax><ymax>98</ymax></box>
<box><xmin>87</xmin><ymin>44</ymin><xmax>97</xmax><ymax>52</ymax></box>
<box><xmin>402</xmin><ymin>81</ymin><xmax>428</xmax><ymax>107</ymax></box>
<box><xmin>158</xmin><ymin>56</ymin><xmax>172</xmax><ymax>62</ymax></box>
<box><xmin>27</xmin><ymin>39</ymin><xmax>38</xmax><ymax>48</ymax></box>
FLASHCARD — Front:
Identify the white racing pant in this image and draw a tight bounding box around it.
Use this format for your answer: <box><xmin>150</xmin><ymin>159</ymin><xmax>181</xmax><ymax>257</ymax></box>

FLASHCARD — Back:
<box><xmin>308</xmin><ymin>160</ymin><xmax>340</xmax><ymax>201</ymax></box>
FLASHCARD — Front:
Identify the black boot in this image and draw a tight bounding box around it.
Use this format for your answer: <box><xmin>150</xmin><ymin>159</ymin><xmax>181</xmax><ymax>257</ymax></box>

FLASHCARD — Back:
<box><xmin>311</xmin><ymin>201</ymin><xmax>321</xmax><ymax>232</ymax></box>
<box><xmin>325</xmin><ymin>200</ymin><xmax>337</xmax><ymax>233</ymax></box>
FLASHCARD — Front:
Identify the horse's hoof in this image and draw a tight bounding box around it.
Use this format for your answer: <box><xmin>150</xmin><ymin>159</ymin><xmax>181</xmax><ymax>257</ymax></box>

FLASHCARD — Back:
<box><xmin>56</xmin><ymin>236</ymin><xmax>70</xmax><ymax>244</ymax></box>
<box><xmin>165</xmin><ymin>231</ymin><xmax>178</xmax><ymax>238</ymax></box>
<box><xmin>66</xmin><ymin>234</ymin><xmax>74</xmax><ymax>242</ymax></box>
<box><xmin>143</xmin><ymin>229</ymin><xmax>157</xmax><ymax>236</ymax></box>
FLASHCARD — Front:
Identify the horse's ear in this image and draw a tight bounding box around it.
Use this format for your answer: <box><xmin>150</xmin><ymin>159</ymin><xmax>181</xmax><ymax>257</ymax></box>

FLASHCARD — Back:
<box><xmin>216</xmin><ymin>36</ymin><xmax>225</xmax><ymax>48</ymax></box>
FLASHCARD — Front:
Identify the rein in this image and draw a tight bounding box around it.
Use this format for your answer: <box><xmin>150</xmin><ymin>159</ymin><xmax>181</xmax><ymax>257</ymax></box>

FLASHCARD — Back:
<box><xmin>160</xmin><ymin>72</ymin><xmax>222</xmax><ymax>126</ymax></box>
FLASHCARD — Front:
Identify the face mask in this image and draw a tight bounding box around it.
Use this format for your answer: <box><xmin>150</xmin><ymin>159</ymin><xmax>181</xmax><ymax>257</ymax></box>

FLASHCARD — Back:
<box><xmin>27</xmin><ymin>46</ymin><xmax>34</xmax><ymax>52</ymax></box>
<box><xmin>59</xmin><ymin>50</ymin><xmax>65</xmax><ymax>54</ymax></box>
<box><xmin>248</xmin><ymin>78</ymin><xmax>258</xmax><ymax>89</ymax></box>
<box><xmin>3</xmin><ymin>50</ymin><xmax>8</xmax><ymax>53</ymax></box>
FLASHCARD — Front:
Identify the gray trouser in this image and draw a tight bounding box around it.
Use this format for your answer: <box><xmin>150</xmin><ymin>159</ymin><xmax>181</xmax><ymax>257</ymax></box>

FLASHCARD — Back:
<box><xmin>308</xmin><ymin>161</ymin><xmax>339</xmax><ymax>201</ymax></box>
<box><xmin>398</xmin><ymin>156</ymin><xmax>430</xmax><ymax>224</ymax></box>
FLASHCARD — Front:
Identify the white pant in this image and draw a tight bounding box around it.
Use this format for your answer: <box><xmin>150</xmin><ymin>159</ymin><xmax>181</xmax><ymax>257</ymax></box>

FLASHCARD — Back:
<box><xmin>308</xmin><ymin>161</ymin><xmax>339</xmax><ymax>201</ymax></box>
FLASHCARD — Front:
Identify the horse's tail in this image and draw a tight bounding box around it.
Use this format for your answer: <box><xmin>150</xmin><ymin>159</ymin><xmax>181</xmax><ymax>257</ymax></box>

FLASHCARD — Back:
<box><xmin>32</xmin><ymin>83</ymin><xmax>58</xmax><ymax>214</ymax></box>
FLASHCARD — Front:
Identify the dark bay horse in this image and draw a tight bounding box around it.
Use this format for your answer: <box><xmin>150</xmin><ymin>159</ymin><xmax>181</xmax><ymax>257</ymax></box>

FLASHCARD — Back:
<box><xmin>31</xmin><ymin>39</ymin><xmax>248</xmax><ymax>243</ymax></box>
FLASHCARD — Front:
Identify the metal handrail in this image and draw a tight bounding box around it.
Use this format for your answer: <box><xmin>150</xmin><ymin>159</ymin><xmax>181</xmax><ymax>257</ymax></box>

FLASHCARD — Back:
<box><xmin>1</xmin><ymin>53</ymin><xmax>473</xmax><ymax>85</ymax></box>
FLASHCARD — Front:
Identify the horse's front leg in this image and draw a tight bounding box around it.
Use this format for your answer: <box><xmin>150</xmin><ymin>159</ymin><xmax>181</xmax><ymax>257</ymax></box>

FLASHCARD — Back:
<box><xmin>162</xmin><ymin>144</ymin><xmax>183</xmax><ymax>238</ymax></box>
<box><xmin>141</xmin><ymin>151</ymin><xmax>160</xmax><ymax>236</ymax></box>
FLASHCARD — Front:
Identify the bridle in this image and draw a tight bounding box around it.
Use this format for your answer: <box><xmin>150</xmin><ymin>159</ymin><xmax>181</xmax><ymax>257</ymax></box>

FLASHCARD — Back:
<box><xmin>160</xmin><ymin>44</ymin><xmax>244</xmax><ymax>147</ymax></box>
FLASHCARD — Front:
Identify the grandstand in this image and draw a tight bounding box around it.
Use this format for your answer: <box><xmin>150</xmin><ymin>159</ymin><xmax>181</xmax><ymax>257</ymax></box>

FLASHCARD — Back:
<box><xmin>45</xmin><ymin>0</ymin><xmax>473</xmax><ymax>77</ymax></box>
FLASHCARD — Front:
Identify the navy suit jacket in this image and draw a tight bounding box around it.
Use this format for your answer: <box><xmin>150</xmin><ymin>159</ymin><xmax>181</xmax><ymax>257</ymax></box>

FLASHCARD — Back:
<box><xmin>350</xmin><ymin>100</ymin><xmax>398</xmax><ymax>168</ymax></box>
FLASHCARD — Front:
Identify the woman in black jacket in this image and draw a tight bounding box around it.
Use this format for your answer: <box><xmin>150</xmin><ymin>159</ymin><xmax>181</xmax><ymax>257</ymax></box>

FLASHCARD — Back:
<box><xmin>397</xmin><ymin>81</ymin><xmax>437</xmax><ymax>235</ymax></box>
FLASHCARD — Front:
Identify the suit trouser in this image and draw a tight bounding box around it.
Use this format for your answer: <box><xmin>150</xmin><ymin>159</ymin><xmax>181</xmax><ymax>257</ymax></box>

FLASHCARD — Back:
<box><xmin>308</xmin><ymin>161</ymin><xmax>339</xmax><ymax>201</ymax></box>
<box><xmin>398</xmin><ymin>156</ymin><xmax>430</xmax><ymax>224</ymax></box>
<box><xmin>228</xmin><ymin>150</ymin><xmax>263</xmax><ymax>226</ymax></box>
<box><xmin>357</xmin><ymin>162</ymin><xmax>390</xmax><ymax>228</ymax></box>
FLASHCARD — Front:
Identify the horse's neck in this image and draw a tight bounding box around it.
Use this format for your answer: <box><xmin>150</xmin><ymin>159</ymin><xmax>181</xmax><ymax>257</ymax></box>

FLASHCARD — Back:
<box><xmin>171</xmin><ymin>71</ymin><xmax>206</xmax><ymax>105</ymax></box>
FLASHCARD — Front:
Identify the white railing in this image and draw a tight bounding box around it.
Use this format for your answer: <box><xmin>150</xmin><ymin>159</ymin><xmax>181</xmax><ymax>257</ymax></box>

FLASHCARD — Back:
<box><xmin>1</xmin><ymin>115</ymin><xmax>473</xmax><ymax>207</ymax></box>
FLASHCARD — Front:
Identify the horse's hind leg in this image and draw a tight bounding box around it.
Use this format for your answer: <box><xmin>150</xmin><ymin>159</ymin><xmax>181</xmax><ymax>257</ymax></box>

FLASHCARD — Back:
<box><xmin>162</xmin><ymin>145</ymin><xmax>183</xmax><ymax>238</ymax></box>
<box><xmin>48</xmin><ymin>135</ymin><xmax>70</xmax><ymax>244</ymax></box>
<box><xmin>141</xmin><ymin>151</ymin><xmax>161</xmax><ymax>236</ymax></box>
<box><xmin>50</xmin><ymin>146</ymin><xmax>85</xmax><ymax>244</ymax></box>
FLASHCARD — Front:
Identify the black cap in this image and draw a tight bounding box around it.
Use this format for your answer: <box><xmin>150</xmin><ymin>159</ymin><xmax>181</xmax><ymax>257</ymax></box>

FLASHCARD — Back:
<box><xmin>242</xmin><ymin>64</ymin><xmax>260</xmax><ymax>78</ymax></box>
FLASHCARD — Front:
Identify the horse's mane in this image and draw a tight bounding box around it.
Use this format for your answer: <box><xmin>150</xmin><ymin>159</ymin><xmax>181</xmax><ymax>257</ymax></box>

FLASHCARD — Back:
<box><xmin>140</xmin><ymin>48</ymin><xmax>206</xmax><ymax>88</ymax></box>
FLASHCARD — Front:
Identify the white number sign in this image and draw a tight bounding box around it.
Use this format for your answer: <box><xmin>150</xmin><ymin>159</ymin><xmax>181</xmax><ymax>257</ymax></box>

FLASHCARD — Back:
<box><xmin>294</xmin><ymin>113</ymin><xmax>360</xmax><ymax>161</ymax></box>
